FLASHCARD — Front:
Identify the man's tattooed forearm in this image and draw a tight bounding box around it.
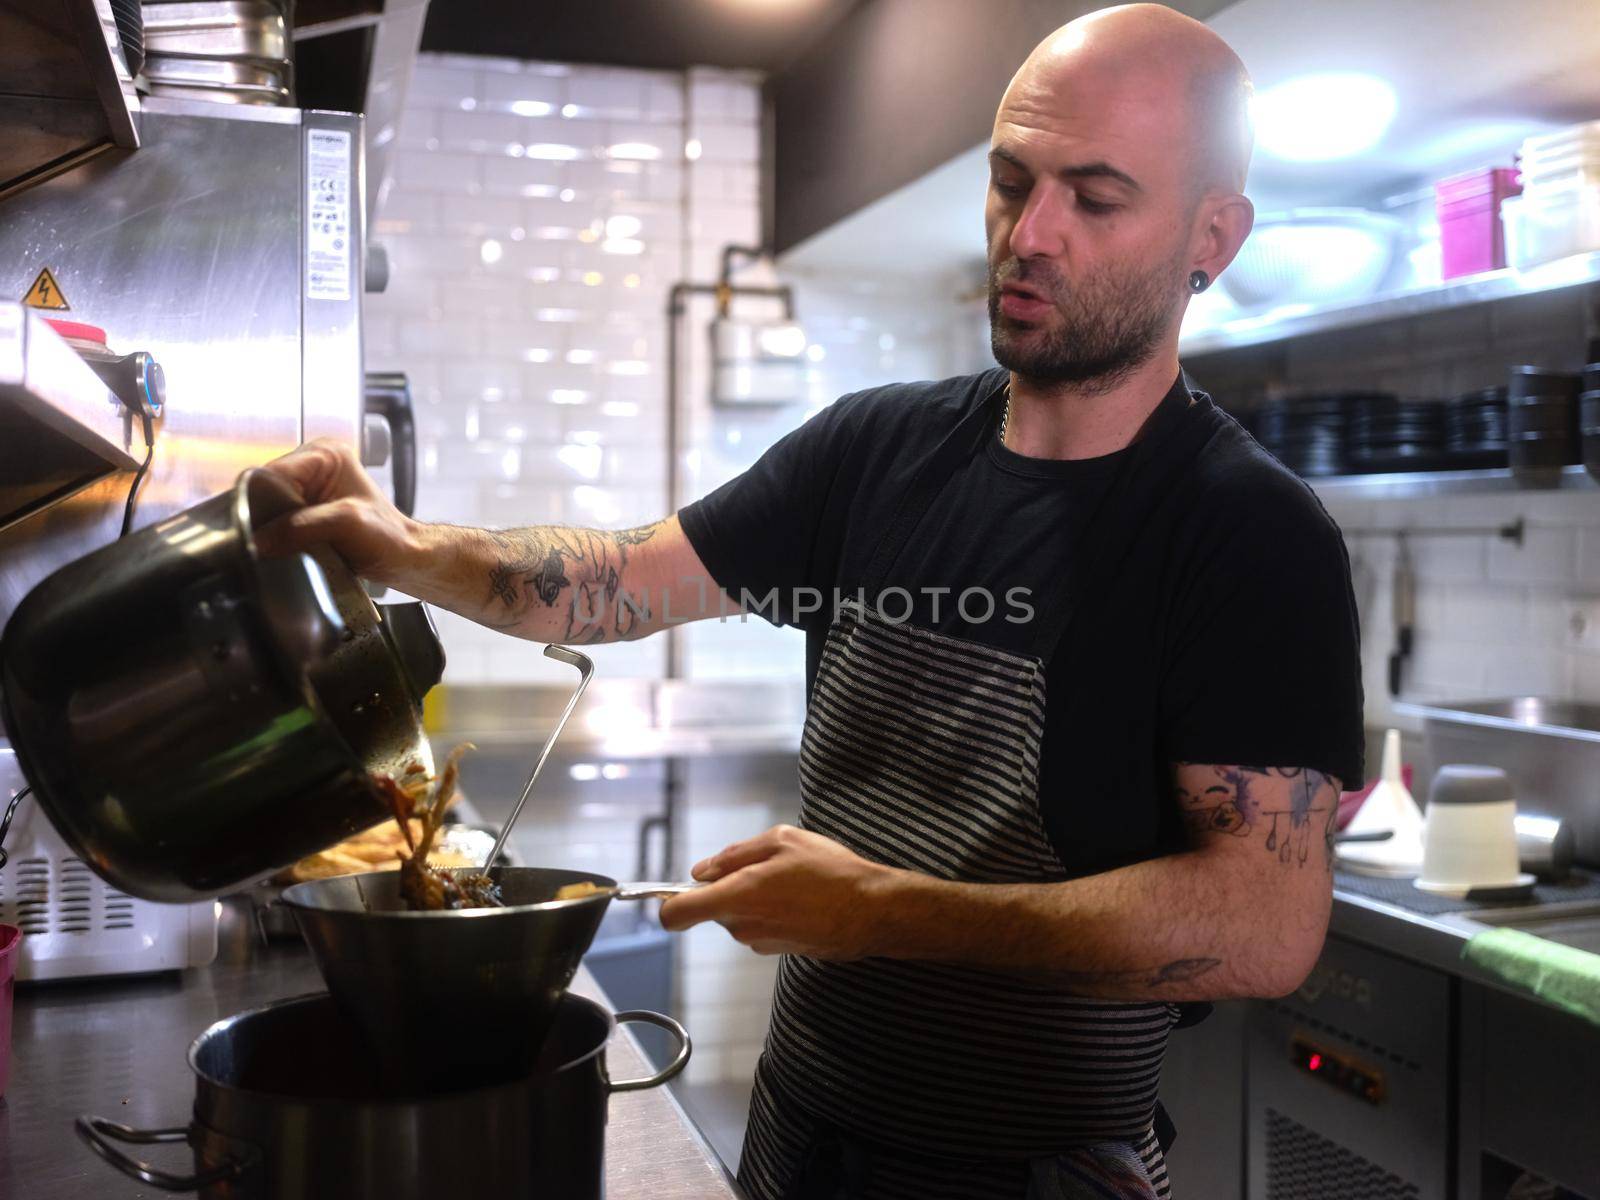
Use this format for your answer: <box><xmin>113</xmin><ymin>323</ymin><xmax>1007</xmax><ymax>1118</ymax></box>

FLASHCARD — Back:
<box><xmin>1052</xmin><ymin>956</ymin><xmax>1222</xmax><ymax>994</ymax></box>
<box><xmin>1174</xmin><ymin>764</ymin><xmax>1340</xmax><ymax>868</ymax></box>
<box><xmin>482</xmin><ymin>522</ymin><xmax>662</xmax><ymax>641</ymax></box>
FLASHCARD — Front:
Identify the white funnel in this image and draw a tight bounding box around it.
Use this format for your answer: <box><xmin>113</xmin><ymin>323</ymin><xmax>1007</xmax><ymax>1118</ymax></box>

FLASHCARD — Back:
<box><xmin>1337</xmin><ymin>729</ymin><xmax>1425</xmax><ymax>875</ymax></box>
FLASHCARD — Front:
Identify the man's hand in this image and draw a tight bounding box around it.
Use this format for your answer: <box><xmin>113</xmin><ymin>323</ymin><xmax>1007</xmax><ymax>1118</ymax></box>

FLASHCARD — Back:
<box><xmin>254</xmin><ymin>438</ymin><xmax>424</xmax><ymax>584</ymax></box>
<box><xmin>658</xmin><ymin>825</ymin><xmax>895</xmax><ymax>960</ymax></box>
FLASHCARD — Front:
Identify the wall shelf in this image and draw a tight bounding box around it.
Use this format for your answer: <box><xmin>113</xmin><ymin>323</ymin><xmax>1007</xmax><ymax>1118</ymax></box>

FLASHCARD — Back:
<box><xmin>1307</xmin><ymin>464</ymin><xmax>1596</xmax><ymax>502</ymax></box>
<box><xmin>1180</xmin><ymin>251</ymin><xmax>1600</xmax><ymax>358</ymax></box>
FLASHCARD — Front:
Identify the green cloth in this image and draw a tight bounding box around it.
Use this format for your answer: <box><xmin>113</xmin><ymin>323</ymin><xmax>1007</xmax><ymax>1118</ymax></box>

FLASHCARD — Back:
<box><xmin>1462</xmin><ymin>927</ymin><xmax>1600</xmax><ymax>1029</ymax></box>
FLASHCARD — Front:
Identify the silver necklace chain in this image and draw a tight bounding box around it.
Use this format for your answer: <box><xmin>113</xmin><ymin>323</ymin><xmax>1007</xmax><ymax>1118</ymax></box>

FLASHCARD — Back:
<box><xmin>999</xmin><ymin>384</ymin><xmax>1012</xmax><ymax>446</ymax></box>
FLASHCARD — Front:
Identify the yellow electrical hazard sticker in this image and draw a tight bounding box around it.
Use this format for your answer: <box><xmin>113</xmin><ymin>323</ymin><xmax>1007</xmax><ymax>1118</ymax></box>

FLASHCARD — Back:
<box><xmin>22</xmin><ymin>268</ymin><xmax>70</xmax><ymax>311</ymax></box>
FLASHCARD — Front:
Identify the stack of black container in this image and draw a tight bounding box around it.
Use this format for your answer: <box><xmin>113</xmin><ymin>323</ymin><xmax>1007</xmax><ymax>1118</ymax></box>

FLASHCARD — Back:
<box><xmin>1508</xmin><ymin>366</ymin><xmax>1581</xmax><ymax>484</ymax></box>
<box><xmin>1582</xmin><ymin>362</ymin><xmax>1600</xmax><ymax>483</ymax></box>
<box><xmin>1443</xmin><ymin>386</ymin><xmax>1510</xmax><ymax>470</ymax></box>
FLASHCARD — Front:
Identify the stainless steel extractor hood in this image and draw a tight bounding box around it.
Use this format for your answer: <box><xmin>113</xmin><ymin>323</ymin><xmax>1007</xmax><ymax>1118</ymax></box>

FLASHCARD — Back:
<box><xmin>0</xmin><ymin>0</ymin><xmax>140</xmax><ymax>201</ymax></box>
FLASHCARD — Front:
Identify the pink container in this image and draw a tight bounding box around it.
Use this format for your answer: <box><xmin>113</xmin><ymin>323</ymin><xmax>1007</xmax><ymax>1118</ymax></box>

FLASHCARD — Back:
<box><xmin>0</xmin><ymin>924</ymin><xmax>19</xmax><ymax>1099</ymax></box>
<box><xmin>1436</xmin><ymin>167</ymin><xmax>1522</xmax><ymax>279</ymax></box>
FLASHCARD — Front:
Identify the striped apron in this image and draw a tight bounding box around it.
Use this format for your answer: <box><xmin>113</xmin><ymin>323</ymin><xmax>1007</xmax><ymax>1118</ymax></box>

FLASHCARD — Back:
<box><xmin>738</xmin><ymin>380</ymin><xmax>1215</xmax><ymax>1200</ymax></box>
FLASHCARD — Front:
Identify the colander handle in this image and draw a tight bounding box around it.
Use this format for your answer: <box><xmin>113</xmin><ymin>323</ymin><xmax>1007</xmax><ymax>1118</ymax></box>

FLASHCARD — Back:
<box><xmin>76</xmin><ymin>1116</ymin><xmax>255</xmax><ymax>1191</ymax></box>
<box><xmin>609</xmin><ymin>1009</ymin><xmax>692</xmax><ymax>1092</ymax></box>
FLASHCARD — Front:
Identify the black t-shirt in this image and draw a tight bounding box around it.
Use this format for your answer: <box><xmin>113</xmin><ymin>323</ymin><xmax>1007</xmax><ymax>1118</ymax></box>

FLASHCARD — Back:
<box><xmin>679</xmin><ymin>368</ymin><xmax>1365</xmax><ymax>875</ymax></box>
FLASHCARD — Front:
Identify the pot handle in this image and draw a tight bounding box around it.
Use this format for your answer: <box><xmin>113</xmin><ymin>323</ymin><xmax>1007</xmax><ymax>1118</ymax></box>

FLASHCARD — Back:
<box><xmin>75</xmin><ymin>1116</ymin><xmax>255</xmax><ymax>1192</ymax></box>
<box><xmin>608</xmin><ymin>1009</ymin><xmax>692</xmax><ymax>1093</ymax></box>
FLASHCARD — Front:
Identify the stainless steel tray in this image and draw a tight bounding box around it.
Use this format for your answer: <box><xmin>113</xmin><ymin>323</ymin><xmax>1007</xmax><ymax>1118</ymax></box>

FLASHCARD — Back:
<box><xmin>143</xmin><ymin>54</ymin><xmax>291</xmax><ymax>88</ymax></box>
<box><xmin>143</xmin><ymin>2</ymin><xmax>289</xmax><ymax>64</ymax></box>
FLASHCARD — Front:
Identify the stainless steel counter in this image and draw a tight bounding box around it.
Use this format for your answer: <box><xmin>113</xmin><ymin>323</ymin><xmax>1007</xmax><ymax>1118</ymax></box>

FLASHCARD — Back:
<box><xmin>1330</xmin><ymin>869</ymin><xmax>1600</xmax><ymax>1001</ymax></box>
<box><xmin>0</xmin><ymin>900</ymin><xmax>743</xmax><ymax>1199</ymax></box>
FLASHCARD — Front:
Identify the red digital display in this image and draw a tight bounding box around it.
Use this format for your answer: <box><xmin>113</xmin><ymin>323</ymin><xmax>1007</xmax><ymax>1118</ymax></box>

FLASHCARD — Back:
<box><xmin>1290</xmin><ymin>1038</ymin><xmax>1384</xmax><ymax>1105</ymax></box>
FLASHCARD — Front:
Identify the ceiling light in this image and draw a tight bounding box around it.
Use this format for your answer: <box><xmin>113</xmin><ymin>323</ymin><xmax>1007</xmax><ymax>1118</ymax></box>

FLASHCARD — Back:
<box><xmin>479</xmin><ymin>238</ymin><xmax>503</xmax><ymax>265</ymax></box>
<box><xmin>605</xmin><ymin>215</ymin><xmax>642</xmax><ymax>239</ymax></box>
<box><xmin>561</xmin><ymin>103</ymin><xmax>580</xmax><ymax>118</ymax></box>
<box><xmin>608</xmin><ymin>142</ymin><xmax>662</xmax><ymax>161</ymax></box>
<box><xmin>1253</xmin><ymin>72</ymin><xmax>1397</xmax><ymax>162</ymax></box>
<box><xmin>510</xmin><ymin>100</ymin><xmax>552</xmax><ymax>117</ymax></box>
<box><xmin>601</xmin><ymin>238</ymin><xmax>644</xmax><ymax>256</ymax></box>
<box><xmin>684</xmin><ymin>138</ymin><xmax>703</xmax><ymax>161</ymax></box>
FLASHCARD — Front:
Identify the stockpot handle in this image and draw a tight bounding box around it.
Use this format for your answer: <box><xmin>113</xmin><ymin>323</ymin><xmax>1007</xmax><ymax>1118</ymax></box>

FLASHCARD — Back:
<box><xmin>76</xmin><ymin>1116</ymin><xmax>255</xmax><ymax>1191</ymax></box>
<box><xmin>608</xmin><ymin>1010</ymin><xmax>692</xmax><ymax>1093</ymax></box>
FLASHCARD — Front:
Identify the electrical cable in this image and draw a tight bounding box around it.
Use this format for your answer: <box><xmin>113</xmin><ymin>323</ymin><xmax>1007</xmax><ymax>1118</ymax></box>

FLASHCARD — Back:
<box><xmin>120</xmin><ymin>409</ymin><xmax>155</xmax><ymax>539</ymax></box>
<box><xmin>0</xmin><ymin>784</ymin><xmax>30</xmax><ymax>871</ymax></box>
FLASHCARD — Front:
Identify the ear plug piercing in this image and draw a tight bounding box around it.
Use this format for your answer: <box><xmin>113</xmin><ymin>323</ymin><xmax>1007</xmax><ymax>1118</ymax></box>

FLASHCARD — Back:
<box><xmin>1188</xmin><ymin>270</ymin><xmax>1210</xmax><ymax>293</ymax></box>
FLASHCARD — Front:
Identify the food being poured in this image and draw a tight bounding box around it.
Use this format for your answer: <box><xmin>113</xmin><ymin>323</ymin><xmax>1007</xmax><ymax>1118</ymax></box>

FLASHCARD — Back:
<box><xmin>375</xmin><ymin>744</ymin><xmax>505</xmax><ymax>910</ymax></box>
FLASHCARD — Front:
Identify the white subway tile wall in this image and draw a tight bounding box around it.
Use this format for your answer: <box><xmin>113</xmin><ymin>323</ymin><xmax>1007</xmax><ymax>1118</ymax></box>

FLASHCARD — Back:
<box><xmin>376</xmin><ymin>57</ymin><xmax>992</xmax><ymax>688</ymax></box>
<box><xmin>372</xmin><ymin>57</ymin><xmax>775</xmax><ymax>685</ymax></box>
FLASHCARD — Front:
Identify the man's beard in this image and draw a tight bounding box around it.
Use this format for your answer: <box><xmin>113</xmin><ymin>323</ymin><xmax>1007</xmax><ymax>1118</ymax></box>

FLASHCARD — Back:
<box><xmin>988</xmin><ymin>253</ymin><xmax>1183</xmax><ymax>391</ymax></box>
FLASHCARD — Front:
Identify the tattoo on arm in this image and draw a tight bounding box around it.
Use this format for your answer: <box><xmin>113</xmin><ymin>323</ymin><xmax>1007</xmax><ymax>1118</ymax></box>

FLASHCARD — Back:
<box><xmin>1174</xmin><ymin>764</ymin><xmax>1342</xmax><ymax>869</ymax></box>
<box><xmin>482</xmin><ymin>521</ymin><xmax>663</xmax><ymax>641</ymax></box>
<box><xmin>1052</xmin><ymin>956</ymin><xmax>1223</xmax><ymax>993</ymax></box>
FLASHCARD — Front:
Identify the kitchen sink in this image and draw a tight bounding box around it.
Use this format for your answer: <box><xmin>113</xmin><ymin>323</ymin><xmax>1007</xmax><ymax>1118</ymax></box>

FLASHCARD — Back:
<box><xmin>1469</xmin><ymin>902</ymin><xmax>1600</xmax><ymax>956</ymax></box>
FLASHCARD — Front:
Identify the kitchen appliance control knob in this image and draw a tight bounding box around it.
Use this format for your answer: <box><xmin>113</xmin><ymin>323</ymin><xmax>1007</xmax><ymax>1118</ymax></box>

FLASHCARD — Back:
<box><xmin>88</xmin><ymin>351</ymin><xmax>164</xmax><ymax>420</ymax></box>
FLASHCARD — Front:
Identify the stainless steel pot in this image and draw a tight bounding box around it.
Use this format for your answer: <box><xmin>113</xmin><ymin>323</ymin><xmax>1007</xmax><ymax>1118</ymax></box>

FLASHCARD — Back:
<box><xmin>77</xmin><ymin>991</ymin><xmax>689</xmax><ymax>1200</ymax></box>
<box><xmin>0</xmin><ymin>469</ymin><xmax>444</xmax><ymax>902</ymax></box>
<box><xmin>281</xmin><ymin>866</ymin><xmax>688</xmax><ymax>1091</ymax></box>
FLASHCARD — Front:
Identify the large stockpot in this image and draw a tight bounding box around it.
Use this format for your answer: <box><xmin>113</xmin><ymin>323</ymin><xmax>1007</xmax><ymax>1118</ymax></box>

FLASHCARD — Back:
<box><xmin>0</xmin><ymin>469</ymin><xmax>445</xmax><ymax>902</ymax></box>
<box><xmin>77</xmin><ymin>991</ymin><xmax>690</xmax><ymax>1200</ymax></box>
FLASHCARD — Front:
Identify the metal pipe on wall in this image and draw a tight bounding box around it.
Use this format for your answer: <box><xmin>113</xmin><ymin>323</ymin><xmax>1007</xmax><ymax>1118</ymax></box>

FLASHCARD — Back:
<box><xmin>657</xmin><ymin>262</ymin><xmax>795</xmax><ymax>879</ymax></box>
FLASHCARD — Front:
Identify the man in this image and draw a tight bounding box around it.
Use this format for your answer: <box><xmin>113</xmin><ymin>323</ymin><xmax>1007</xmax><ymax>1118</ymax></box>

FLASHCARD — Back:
<box><xmin>261</xmin><ymin>6</ymin><xmax>1363</xmax><ymax>1197</ymax></box>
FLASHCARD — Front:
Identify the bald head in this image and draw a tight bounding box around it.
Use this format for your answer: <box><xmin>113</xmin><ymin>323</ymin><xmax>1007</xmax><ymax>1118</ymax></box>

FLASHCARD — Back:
<box><xmin>983</xmin><ymin>5</ymin><xmax>1257</xmax><ymax>393</ymax></box>
<box><xmin>1003</xmin><ymin>4</ymin><xmax>1253</xmax><ymax>194</ymax></box>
